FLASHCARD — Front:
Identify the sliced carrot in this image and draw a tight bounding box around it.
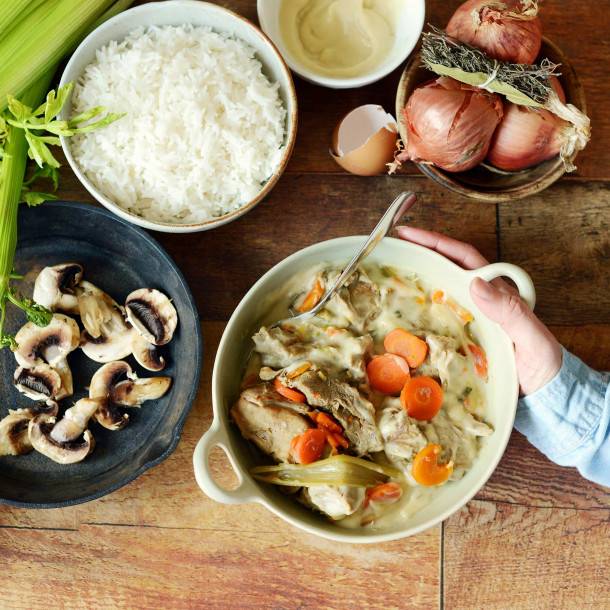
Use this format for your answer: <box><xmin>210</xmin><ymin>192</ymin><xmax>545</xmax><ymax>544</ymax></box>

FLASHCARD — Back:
<box><xmin>400</xmin><ymin>376</ymin><xmax>444</xmax><ymax>420</ymax></box>
<box><xmin>291</xmin><ymin>428</ymin><xmax>327</xmax><ymax>464</ymax></box>
<box><xmin>331</xmin><ymin>432</ymin><xmax>349</xmax><ymax>448</ymax></box>
<box><xmin>296</xmin><ymin>277</ymin><xmax>325</xmax><ymax>313</ymax></box>
<box><xmin>468</xmin><ymin>343</ymin><xmax>488</xmax><ymax>379</ymax></box>
<box><xmin>432</xmin><ymin>290</ymin><xmax>444</xmax><ymax>304</ymax></box>
<box><xmin>274</xmin><ymin>377</ymin><xmax>306</xmax><ymax>403</ymax></box>
<box><xmin>286</xmin><ymin>362</ymin><xmax>311</xmax><ymax>379</ymax></box>
<box><xmin>325</xmin><ymin>431</ymin><xmax>340</xmax><ymax>454</ymax></box>
<box><xmin>412</xmin><ymin>443</ymin><xmax>453</xmax><ymax>486</ymax></box>
<box><xmin>311</xmin><ymin>411</ymin><xmax>342</xmax><ymax>434</ymax></box>
<box><xmin>366</xmin><ymin>482</ymin><xmax>403</xmax><ymax>505</ymax></box>
<box><xmin>384</xmin><ymin>328</ymin><xmax>428</xmax><ymax>368</ymax></box>
<box><xmin>367</xmin><ymin>353</ymin><xmax>411</xmax><ymax>395</ymax></box>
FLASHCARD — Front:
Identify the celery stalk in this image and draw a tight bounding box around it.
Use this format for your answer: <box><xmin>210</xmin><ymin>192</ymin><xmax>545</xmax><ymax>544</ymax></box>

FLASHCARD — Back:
<box><xmin>0</xmin><ymin>74</ymin><xmax>53</xmax><ymax>341</ymax></box>
<box><xmin>0</xmin><ymin>0</ymin><xmax>46</xmax><ymax>41</ymax></box>
<box><xmin>0</xmin><ymin>0</ymin><xmax>115</xmax><ymax>112</ymax></box>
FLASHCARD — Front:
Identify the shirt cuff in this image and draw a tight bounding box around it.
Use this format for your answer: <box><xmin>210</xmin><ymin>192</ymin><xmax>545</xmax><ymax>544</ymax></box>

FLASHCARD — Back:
<box><xmin>515</xmin><ymin>347</ymin><xmax>608</xmax><ymax>463</ymax></box>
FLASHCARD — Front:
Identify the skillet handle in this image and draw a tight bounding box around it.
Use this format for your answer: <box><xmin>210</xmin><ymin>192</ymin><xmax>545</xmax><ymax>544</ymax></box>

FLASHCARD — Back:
<box><xmin>193</xmin><ymin>421</ymin><xmax>259</xmax><ymax>505</ymax></box>
<box><xmin>466</xmin><ymin>262</ymin><xmax>536</xmax><ymax>310</ymax></box>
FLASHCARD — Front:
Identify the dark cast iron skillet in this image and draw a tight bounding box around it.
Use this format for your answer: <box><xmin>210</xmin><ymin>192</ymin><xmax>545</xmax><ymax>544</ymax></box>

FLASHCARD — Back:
<box><xmin>0</xmin><ymin>201</ymin><xmax>202</xmax><ymax>507</ymax></box>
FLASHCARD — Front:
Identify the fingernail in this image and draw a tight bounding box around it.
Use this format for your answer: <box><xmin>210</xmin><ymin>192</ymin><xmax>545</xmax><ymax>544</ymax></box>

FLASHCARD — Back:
<box><xmin>470</xmin><ymin>277</ymin><xmax>495</xmax><ymax>301</ymax></box>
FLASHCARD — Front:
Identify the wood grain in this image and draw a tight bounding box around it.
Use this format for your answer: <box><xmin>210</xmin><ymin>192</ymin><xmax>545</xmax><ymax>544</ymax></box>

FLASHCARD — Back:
<box><xmin>0</xmin><ymin>522</ymin><xmax>439</xmax><ymax>610</ymax></box>
<box><xmin>444</xmin><ymin>500</ymin><xmax>610</xmax><ymax>610</ymax></box>
<box><xmin>499</xmin><ymin>181</ymin><xmax>610</xmax><ymax>326</ymax></box>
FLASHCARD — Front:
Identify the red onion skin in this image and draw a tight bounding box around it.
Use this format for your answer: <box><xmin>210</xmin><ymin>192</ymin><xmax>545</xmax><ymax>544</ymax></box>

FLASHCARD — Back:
<box><xmin>446</xmin><ymin>0</ymin><xmax>542</xmax><ymax>64</ymax></box>
<box><xmin>403</xmin><ymin>77</ymin><xmax>503</xmax><ymax>172</ymax></box>
<box><xmin>487</xmin><ymin>77</ymin><xmax>568</xmax><ymax>171</ymax></box>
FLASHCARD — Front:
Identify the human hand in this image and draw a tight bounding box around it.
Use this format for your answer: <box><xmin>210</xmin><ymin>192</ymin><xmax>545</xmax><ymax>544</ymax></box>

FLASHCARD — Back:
<box><xmin>396</xmin><ymin>226</ymin><xmax>562</xmax><ymax>396</ymax></box>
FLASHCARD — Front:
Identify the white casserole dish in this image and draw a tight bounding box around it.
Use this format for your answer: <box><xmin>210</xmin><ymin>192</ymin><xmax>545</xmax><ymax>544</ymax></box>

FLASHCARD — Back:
<box><xmin>193</xmin><ymin>236</ymin><xmax>535</xmax><ymax>543</ymax></box>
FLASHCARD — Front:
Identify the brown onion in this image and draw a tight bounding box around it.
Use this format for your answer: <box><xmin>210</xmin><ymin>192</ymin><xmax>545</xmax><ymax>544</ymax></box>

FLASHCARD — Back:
<box><xmin>446</xmin><ymin>0</ymin><xmax>542</xmax><ymax>64</ymax></box>
<box><xmin>402</xmin><ymin>77</ymin><xmax>503</xmax><ymax>173</ymax></box>
<box><xmin>487</xmin><ymin>77</ymin><xmax>572</xmax><ymax>171</ymax></box>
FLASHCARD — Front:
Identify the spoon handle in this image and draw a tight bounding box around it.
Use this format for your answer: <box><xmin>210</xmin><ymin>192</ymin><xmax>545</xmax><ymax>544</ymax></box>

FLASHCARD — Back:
<box><xmin>312</xmin><ymin>192</ymin><xmax>417</xmax><ymax>314</ymax></box>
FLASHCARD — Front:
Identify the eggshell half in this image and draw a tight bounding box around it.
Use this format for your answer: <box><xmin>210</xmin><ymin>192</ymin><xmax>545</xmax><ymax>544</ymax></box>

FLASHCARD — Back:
<box><xmin>331</xmin><ymin>104</ymin><xmax>398</xmax><ymax>176</ymax></box>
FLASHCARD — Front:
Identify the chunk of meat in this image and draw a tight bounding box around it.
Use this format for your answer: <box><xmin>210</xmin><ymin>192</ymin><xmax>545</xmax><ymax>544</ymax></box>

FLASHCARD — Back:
<box><xmin>303</xmin><ymin>485</ymin><xmax>365</xmax><ymax>520</ymax></box>
<box><xmin>287</xmin><ymin>370</ymin><xmax>383</xmax><ymax>455</ymax></box>
<box><xmin>420</xmin><ymin>410</ymin><xmax>478</xmax><ymax>476</ymax></box>
<box><xmin>377</xmin><ymin>399</ymin><xmax>427</xmax><ymax>466</ymax></box>
<box><xmin>231</xmin><ymin>384</ymin><xmax>311</xmax><ymax>463</ymax></box>
<box><xmin>253</xmin><ymin>325</ymin><xmax>372</xmax><ymax>382</ymax></box>
<box><xmin>252</xmin><ymin>326</ymin><xmax>306</xmax><ymax>369</ymax></box>
<box><xmin>321</xmin><ymin>269</ymin><xmax>380</xmax><ymax>333</ymax></box>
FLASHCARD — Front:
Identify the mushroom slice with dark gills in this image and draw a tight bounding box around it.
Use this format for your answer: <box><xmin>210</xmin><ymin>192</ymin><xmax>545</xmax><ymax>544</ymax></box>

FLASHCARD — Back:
<box><xmin>14</xmin><ymin>314</ymin><xmax>80</xmax><ymax>399</ymax></box>
<box><xmin>88</xmin><ymin>361</ymin><xmax>134</xmax><ymax>430</ymax></box>
<box><xmin>125</xmin><ymin>289</ymin><xmax>177</xmax><ymax>346</ymax></box>
<box><xmin>33</xmin><ymin>262</ymin><xmax>83</xmax><ymax>314</ymax></box>
<box><xmin>78</xmin><ymin>282</ymin><xmax>135</xmax><ymax>363</ymax></box>
<box><xmin>14</xmin><ymin>314</ymin><xmax>80</xmax><ymax>369</ymax></box>
<box><xmin>89</xmin><ymin>361</ymin><xmax>172</xmax><ymax>428</ymax></box>
<box><xmin>28</xmin><ymin>398</ymin><xmax>98</xmax><ymax>464</ymax></box>
<box><xmin>0</xmin><ymin>402</ymin><xmax>58</xmax><ymax>456</ymax></box>
<box><xmin>14</xmin><ymin>364</ymin><xmax>62</xmax><ymax>402</ymax></box>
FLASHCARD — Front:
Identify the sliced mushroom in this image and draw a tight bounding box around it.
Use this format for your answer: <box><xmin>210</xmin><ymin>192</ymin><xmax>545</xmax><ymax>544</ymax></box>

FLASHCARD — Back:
<box><xmin>53</xmin><ymin>359</ymin><xmax>74</xmax><ymax>400</ymax></box>
<box><xmin>131</xmin><ymin>333</ymin><xmax>165</xmax><ymax>371</ymax></box>
<box><xmin>0</xmin><ymin>402</ymin><xmax>59</xmax><ymax>456</ymax></box>
<box><xmin>14</xmin><ymin>364</ymin><xmax>62</xmax><ymax>402</ymax></box>
<box><xmin>77</xmin><ymin>281</ymin><xmax>125</xmax><ymax>340</ymax></box>
<box><xmin>89</xmin><ymin>361</ymin><xmax>135</xmax><ymax>430</ymax></box>
<box><xmin>77</xmin><ymin>282</ymin><xmax>135</xmax><ymax>363</ymax></box>
<box><xmin>28</xmin><ymin>398</ymin><xmax>98</xmax><ymax>464</ymax></box>
<box><xmin>89</xmin><ymin>361</ymin><xmax>172</xmax><ymax>426</ymax></box>
<box><xmin>33</xmin><ymin>263</ymin><xmax>83</xmax><ymax>314</ymax></box>
<box><xmin>14</xmin><ymin>313</ymin><xmax>80</xmax><ymax>368</ymax></box>
<box><xmin>111</xmin><ymin>376</ymin><xmax>172</xmax><ymax>407</ymax></box>
<box><xmin>125</xmin><ymin>289</ymin><xmax>177</xmax><ymax>346</ymax></box>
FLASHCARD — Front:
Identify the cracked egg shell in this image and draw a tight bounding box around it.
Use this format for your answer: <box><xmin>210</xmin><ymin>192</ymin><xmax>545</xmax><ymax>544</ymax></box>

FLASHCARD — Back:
<box><xmin>331</xmin><ymin>104</ymin><xmax>398</xmax><ymax>176</ymax></box>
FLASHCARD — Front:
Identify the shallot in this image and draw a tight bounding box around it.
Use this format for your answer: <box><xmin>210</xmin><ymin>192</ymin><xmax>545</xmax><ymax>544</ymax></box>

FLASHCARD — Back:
<box><xmin>446</xmin><ymin>0</ymin><xmax>542</xmax><ymax>64</ymax></box>
<box><xmin>401</xmin><ymin>77</ymin><xmax>503</xmax><ymax>173</ymax></box>
<box><xmin>487</xmin><ymin>77</ymin><xmax>577</xmax><ymax>171</ymax></box>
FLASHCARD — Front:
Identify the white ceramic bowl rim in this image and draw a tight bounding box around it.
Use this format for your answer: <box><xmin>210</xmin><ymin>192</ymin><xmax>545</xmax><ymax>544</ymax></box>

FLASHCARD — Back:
<box><xmin>256</xmin><ymin>0</ymin><xmax>426</xmax><ymax>89</ymax></box>
<box><xmin>59</xmin><ymin>0</ymin><xmax>298</xmax><ymax>234</ymax></box>
<box><xmin>194</xmin><ymin>236</ymin><xmax>536</xmax><ymax>543</ymax></box>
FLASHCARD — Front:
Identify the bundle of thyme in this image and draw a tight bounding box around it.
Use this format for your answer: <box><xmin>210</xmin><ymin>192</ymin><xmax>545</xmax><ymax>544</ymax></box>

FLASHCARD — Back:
<box><xmin>420</xmin><ymin>28</ymin><xmax>590</xmax><ymax>170</ymax></box>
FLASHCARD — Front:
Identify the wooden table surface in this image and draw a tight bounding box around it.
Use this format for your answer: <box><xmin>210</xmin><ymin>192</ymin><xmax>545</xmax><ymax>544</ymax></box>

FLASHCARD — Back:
<box><xmin>2</xmin><ymin>1</ymin><xmax>609</xmax><ymax>608</ymax></box>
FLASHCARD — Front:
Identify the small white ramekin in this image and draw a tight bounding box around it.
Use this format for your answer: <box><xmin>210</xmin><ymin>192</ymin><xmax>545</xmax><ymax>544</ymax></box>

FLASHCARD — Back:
<box><xmin>257</xmin><ymin>0</ymin><xmax>426</xmax><ymax>89</ymax></box>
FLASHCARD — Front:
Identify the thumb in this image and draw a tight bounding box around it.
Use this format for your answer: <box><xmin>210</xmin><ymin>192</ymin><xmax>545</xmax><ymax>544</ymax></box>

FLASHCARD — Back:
<box><xmin>470</xmin><ymin>277</ymin><xmax>539</xmax><ymax>346</ymax></box>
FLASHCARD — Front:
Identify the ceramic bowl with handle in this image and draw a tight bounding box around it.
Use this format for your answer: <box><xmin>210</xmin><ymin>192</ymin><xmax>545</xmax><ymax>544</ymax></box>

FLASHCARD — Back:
<box><xmin>59</xmin><ymin>0</ymin><xmax>298</xmax><ymax>233</ymax></box>
<box><xmin>193</xmin><ymin>236</ymin><xmax>535</xmax><ymax>543</ymax></box>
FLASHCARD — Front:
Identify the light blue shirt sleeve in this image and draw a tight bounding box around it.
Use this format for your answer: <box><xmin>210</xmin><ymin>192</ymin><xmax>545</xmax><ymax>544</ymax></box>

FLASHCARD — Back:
<box><xmin>514</xmin><ymin>347</ymin><xmax>610</xmax><ymax>488</ymax></box>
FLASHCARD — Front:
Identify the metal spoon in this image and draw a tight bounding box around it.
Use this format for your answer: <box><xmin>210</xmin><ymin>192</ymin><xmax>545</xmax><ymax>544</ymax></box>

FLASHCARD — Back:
<box><xmin>272</xmin><ymin>191</ymin><xmax>417</xmax><ymax>329</ymax></box>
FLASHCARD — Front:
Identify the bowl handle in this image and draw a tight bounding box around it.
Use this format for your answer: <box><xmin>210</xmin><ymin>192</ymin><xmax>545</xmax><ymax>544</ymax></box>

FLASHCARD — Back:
<box><xmin>193</xmin><ymin>421</ymin><xmax>260</xmax><ymax>505</ymax></box>
<box><xmin>466</xmin><ymin>263</ymin><xmax>536</xmax><ymax>310</ymax></box>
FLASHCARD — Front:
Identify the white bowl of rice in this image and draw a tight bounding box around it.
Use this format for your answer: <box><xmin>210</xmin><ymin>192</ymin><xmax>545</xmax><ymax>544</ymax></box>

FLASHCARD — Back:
<box><xmin>59</xmin><ymin>0</ymin><xmax>297</xmax><ymax>233</ymax></box>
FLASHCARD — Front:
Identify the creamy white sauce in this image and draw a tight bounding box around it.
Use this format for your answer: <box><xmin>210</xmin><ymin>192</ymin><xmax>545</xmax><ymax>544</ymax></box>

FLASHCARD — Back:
<box><xmin>240</xmin><ymin>263</ymin><xmax>492</xmax><ymax>530</ymax></box>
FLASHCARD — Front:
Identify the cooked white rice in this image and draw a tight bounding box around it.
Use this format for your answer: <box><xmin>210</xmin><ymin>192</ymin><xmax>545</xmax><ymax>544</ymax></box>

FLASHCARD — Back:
<box><xmin>70</xmin><ymin>25</ymin><xmax>286</xmax><ymax>224</ymax></box>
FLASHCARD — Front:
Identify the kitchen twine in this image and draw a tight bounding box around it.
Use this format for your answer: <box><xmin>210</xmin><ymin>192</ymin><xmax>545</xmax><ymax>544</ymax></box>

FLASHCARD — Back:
<box><xmin>478</xmin><ymin>60</ymin><xmax>500</xmax><ymax>91</ymax></box>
